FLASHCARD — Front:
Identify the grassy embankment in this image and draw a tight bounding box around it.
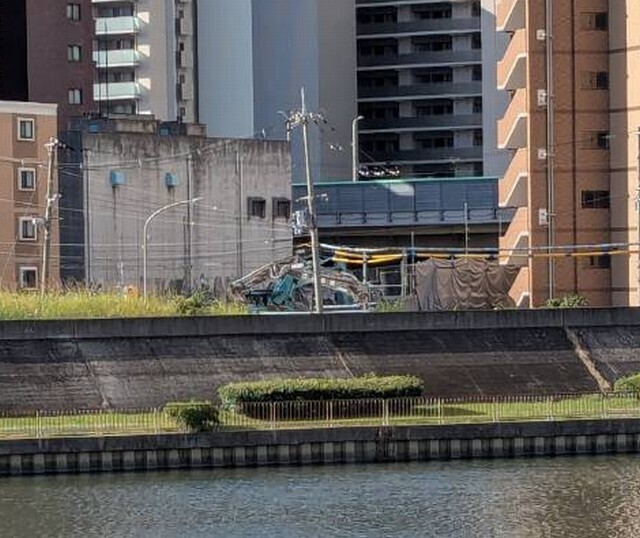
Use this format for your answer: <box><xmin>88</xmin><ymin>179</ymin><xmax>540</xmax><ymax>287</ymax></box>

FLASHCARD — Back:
<box><xmin>0</xmin><ymin>395</ymin><xmax>637</xmax><ymax>440</ymax></box>
<box><xmin>0</xmin><ymin>291</ymin><xmax>247</xmax><ymax>320</ymax></box>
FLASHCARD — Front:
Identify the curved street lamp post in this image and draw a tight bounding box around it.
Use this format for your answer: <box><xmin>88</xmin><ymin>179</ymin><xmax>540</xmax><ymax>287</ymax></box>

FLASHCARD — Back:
<box><xmin>142</xmin><ymin>198</ymin><xmax>202</xmax><ymax>299</ymax></box>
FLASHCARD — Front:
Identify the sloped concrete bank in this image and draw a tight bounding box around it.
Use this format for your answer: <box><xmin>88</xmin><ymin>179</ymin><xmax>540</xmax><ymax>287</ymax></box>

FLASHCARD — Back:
<box><xmin>0</xmin><ymin>309</ymin><xmax>639</xmax><ymax>411</ymax></box>
<box><xmin>1</xmin><ymin>419</ymin><xmax>640</xmax><ymax>476</ymax></box>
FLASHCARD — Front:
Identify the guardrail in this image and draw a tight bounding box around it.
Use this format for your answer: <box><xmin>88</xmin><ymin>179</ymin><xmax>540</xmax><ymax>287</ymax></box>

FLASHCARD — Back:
<box><xmin>0</xmin><ymin>393</ymin><xmax>639</xmax><ymax>440</ymax></box>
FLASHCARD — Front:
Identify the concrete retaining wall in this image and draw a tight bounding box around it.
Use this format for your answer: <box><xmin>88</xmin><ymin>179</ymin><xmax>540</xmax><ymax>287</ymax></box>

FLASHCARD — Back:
<box><xmin>2</xmin><ymin>420</ymin><xmax>640</xmax><ymax>476</ymax></box>
<box><xmin>1</xmin><ymin>308</ymin><xmax>639</xmax><ymax>410</ymax></box>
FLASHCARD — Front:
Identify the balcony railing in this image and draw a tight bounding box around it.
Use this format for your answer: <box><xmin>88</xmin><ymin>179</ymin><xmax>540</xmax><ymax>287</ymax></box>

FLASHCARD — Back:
<box><xmin>359</xmin><ymin>82</ymin><xmax>483</xmax><ymax>100</ymax></box>
<box><xmin>93</xmin><ymin>82</ymin><xmax>142</xmax><ymax>101</ymax></box>
<box><xmin>496</xmin><ymin>0</ymin><xmax>526</xmax><ymax>32</ymax></box>
<box><xmin>358</xmin><ymin>18</ymin><xmax>480</xmax><ymax>37</ymax></box>
<box><xmin>358</xmin><ymin>49</ymin><xmax>481</xmax><ymax>69</ymax></box>
<box><xmin>361</xmin><ymin>114</ymin><xmax>483</xmax><ymax>132</ymax></box>
<box><xmin>498</xmin><ymin>88</ymin><xmax>528</xmax><ymax>149</ymax></box>
<box><xmin>93</xmin><ymin>49</ymin><xmax>142</xmax><ymax>68</ymax></box>
<box><xmin>95</xmin><ymin>16</ymin><xmax>141</xmax><ymax>35</ymax></box>
<box><xmin>500</xmin><ymin>206</ymin><xmax>529</xmax><ymax>267</ymax></box>
<box><xmin>363</xmin><ymin>146</ymin><xmax>484</xmax><ymax>164</ymax></box>
<box><xmin>499</xmin><ymin>148</ymin><xmax>528</xmax><ymax>208</ymax></box>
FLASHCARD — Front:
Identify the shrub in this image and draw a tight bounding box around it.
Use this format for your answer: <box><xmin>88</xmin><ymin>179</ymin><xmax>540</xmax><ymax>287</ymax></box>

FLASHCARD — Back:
<box><xmin>218</xmin><ymin>375</ymin><xmax>425</xmax><ymax>407</ymax></box>
<box><xmin>164</xmin><ymin>401</ymin><xmax>220</xmax><ymax>432</ymax></box>
<box><xmin>544</xmin><ymin>295</ymin><xmax>589</xmax><ymax>309</ymax></box>
<box><xmin>614</xmin><ymin>374</ymin><xmax>640</xmax><ymax>393</ymax></box>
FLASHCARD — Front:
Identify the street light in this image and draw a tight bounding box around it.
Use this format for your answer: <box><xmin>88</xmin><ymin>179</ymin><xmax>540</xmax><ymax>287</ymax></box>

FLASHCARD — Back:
<box><xmin>142</xmin><ymin>198</ymin><xmax>202</xmax><ymax>299</ymax></box>
<box><xmin>352</xmin><ymin>115</ymin><xmax>365</xmax><ymax>182</ymax></box>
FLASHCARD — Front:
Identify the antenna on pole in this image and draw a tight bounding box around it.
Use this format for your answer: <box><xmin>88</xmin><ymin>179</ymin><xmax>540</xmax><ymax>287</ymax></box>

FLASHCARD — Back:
<box><xmin>286</xmin><ymin>87</ymin><xmax>325</xmax><ymax>314</ymax></box>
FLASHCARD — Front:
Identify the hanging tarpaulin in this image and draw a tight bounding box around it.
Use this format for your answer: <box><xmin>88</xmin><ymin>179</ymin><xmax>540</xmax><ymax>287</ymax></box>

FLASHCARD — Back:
<box><xmin>415</xmin><ymin>258</ymin><xmax>519</xmax><ymax>311</ymax></box>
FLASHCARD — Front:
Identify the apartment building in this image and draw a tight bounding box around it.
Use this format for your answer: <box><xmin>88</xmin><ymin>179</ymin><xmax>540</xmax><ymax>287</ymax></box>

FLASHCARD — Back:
<box><xmin>355</xmin><ymin>0</ymin><xmax>508</xmax><ymax>179</ymax></box>
<box><xmin>0</xmin><ymin>0</ymin><xmax>95</xmax><ymax>131</ymax></box>
<box><xmin>0</xmin><ymin>102</ymin><xmax>59</xmax><ymax>291</ymax></box>
<box><xmin>93</xmin><ymin>0</ymin><xmax>197</xmax><ymax>122</ymax></box>
<box><xmin>496</xmin><ymin>0</ymin><xmax>612</xmax><ymax>307</ymax></box>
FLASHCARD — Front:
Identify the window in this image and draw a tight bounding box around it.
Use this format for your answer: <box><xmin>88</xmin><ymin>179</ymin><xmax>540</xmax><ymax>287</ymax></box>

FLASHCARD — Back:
<box><xmin>582</xmin><ymin>12</ymin><xmax>608</xmax><ymax>31</ymax></box>
<box><xmin>582</xmin><ymin>132</ymin><xmax>610</xmax><ymax>150</ymax></box>
<box><xmin>248</xmin><ymin>197</ymin><xmax>266</xmax><ymax>218</ymax></box>
<box><xmin>66</xmin><ymin>3</ymin><xmax>81</xmax><ymax>21</ymax></box>
<box><xmin>17</xmin><ymin>118</ymin><xmax>34</xmax><ymax>141</ymax></box>
<box><xmin>67</xmin><ymin>45</ymin><xmax>81</xmax><ymax>62</ymax></box>
<box><xmin>19</xmin><ymin>217</ymin><xmax>37</xmax><ymax>241</ymax></box>
<box><xmin>18</xmin><ymin>168</ymin><xmax>36</xmax><ymax>191</ymax></box>
<box><xmin>581</xmin><ymin>190</ymin><xmax>610</xmax><ymax>209</ymax></box>
<box><xmin>273</xmin><ymin>198</ymin><xmax>291</xmax><ymax>220</ymax></box>
<box><xmin>581</xmin><ymin>71</ymin><xmax>609</xmax><ymax>90</ymax></box>
<box><xmin>589</xmin><ymin>255</ymin><xmax>611</xmax><ymax>269</ymax></box>
<box><xmin>473</xmin><ymin>97</ymin><xmax>483</xmax><ymax>114</ymax></box>
<box><xmin>471</xmin><ymin>33</ymin><xmax>482</xmax><ymax>50</ymax></box>
<box><xmin>19</xmin><ymin>267</ymin><xmax>38</xmax><ymax>289</ymax></box>
<box><xmin>473</xmin><ymin>129</ymin><xmax>483</xmax><ymax>147</ymax></box>
<box><xmin>472</xmin><ymin>65</ymin><xmax>483</xmax><ymax>81</ymax></box>
<box><xmin>68</xmin><ymin>88</ymin><xmax>83</xmax><ymax>105</ymax></box>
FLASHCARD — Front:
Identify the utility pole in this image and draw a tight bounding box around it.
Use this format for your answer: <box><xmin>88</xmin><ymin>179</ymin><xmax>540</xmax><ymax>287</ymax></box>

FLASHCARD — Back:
<box><xmin>40</xmin><ymin>138</ymin><xmax>59</xmax><ymax>297</ymax></box>
<box><xmin>287</xmin><ymin>88</ymin><xmax>324</xmax><ymax>314</ymax></box>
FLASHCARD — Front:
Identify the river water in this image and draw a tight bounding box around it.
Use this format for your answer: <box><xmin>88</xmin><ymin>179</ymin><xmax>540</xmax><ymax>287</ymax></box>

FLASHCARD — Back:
<box><xmin>1</xmin><ymin>456</ymin><xmax>639</xmax><ymax>537</ymax></box>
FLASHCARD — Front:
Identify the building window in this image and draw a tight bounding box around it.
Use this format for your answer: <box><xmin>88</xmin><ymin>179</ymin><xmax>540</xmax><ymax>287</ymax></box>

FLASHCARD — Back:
<box><xmin>66</xmin><ymin>3</ymin><xmax>81</xmax><ymax>21</ymax></box>
<box><xmin>19</xmin><ymin>267</ymin><xmax>38</xmax><ymax>289</ymax></box>
<box><xmin>582</xmin><ymin>132</ymin><xmax>610</xmax><ymax>150</ymax></box>
<box><xmin>589</xmin><ymin>255</ymin><xmax>611</xmax><ymax>269</ymax></box>
<box><xmin>19</xmin><ymin>217</ymin><xmax>37</xmax><ymax>241</ymax></box>
<box><xmin>472</xmin><ymin>97</ymin><xmax>483</xmax><ymax>114</ymax></box>
<box><xmin>273</xmin><ymin>198</ymin><xmax>291</xmax><ymax>220</ymax></box>
<box><xmin>248</xmin><ymin>197</ymin><xmax>266</xmax><ymax>219</ymax></box>
<box><xmin>67</xmin><ymin>45</ymin><xmax>81</xmax><ymax>62</ymax></box>
<box><xmin>68</xmin><ymin>88</ymin><xmax>83</xmax><ymax>105</ymax></box>
<box><xmin>581</xmin><ymin>71</ymin><xmax>609</xmax><ymax>90</ymax></box>
<box><xmin>581</xmin><ymin>190</ymin><xmax>610</xmax><ymax>209</ymax></box>
<box><xmin>471</xmin><ymin>33</ymin><xmax>482</xmax><ymax>50</ymax></box>
<box><xmin>472</xmin><ymin>65</ymin><xmax>483</xmax><ymax>81</ymax></box>
<box><xmin>17</xmin><ymin>118</ymin><xmax>34</xmax><ymax>141</ymax></box>
<box><xmin>582</xmin><ymin>12</ymin><xmax>608</xmax><ymax>31</ymax></box>
<box><xmin>18</xmin><ymin>168</ymin><xmax>36</xmax><ymax>191</ymax></box>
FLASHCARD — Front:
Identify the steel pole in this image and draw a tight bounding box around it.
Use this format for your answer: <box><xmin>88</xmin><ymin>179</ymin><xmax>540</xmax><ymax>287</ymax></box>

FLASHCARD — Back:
<box><xmin>352</xmin><ymin>115</ymin><xmax>364</xmax><ymax>182</ymax></box>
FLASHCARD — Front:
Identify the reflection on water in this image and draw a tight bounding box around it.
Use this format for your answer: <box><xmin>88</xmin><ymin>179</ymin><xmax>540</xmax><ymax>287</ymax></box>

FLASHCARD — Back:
<box><xmin>1</xmin><ymin>456</ymin><xmax>640</xmax><ymax>537</ymax></box>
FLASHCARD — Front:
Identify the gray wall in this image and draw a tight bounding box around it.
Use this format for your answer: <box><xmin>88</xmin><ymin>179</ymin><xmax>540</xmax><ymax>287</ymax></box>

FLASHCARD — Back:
<box><xmin>84</xmin><ymin>132</ymin><xmax>292</xmax><ymax>291</ymax></box>
<box><xmin>481</xmin><ymin>0</ymin><xmax>510</xmax><ymax>177</ymax></box>
<box><xmin>197</xmin><ymin>0</ymin><xmax>357</xmax><ymax>182</ymax></box>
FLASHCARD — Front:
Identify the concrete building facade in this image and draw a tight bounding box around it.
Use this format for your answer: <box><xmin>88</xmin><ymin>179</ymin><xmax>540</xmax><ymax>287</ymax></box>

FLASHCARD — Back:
<box><xmin>496</xmin><ymin>0</ymin><xmax>613</xmax><ymax>307</ymax></box>
<box><xmin>60</xmin><ymin>118</ymin><xmax>292</xmax><ymax>290</ymax></box>
<box><xmin>0</xmin><ymin>0</ymin><xmax>95</xmax><ymax>131</ymax></box>
<box><xmin>356</xmin><ymin>0</ymin><xmax>509</xmax><ymax>179</ymax></box>
<box><xmin>0</xmin><ymin>102</ymin><xmax>59</xmax><ymax>291</ymax></box>
<box><xmin>197</xmin><ymin>0</ymin><xmax>357</xmax><ymax>182</ymax></box>
<box><xmin>93</xmin><ymin>0</ymin><xmax>197</xmax><ymax>122</ymax></box>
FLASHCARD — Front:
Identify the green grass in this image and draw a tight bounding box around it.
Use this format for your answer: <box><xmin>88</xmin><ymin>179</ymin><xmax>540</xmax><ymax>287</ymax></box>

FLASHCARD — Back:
<box><xmin>0</xmin><ymin>291</ymin><xmax>248</xmax><ymax>320</ymax></box>
<box><xmin>1</xmin><ymin>395</ymin><xmax>638</xmax><ymax>440</ymax></box>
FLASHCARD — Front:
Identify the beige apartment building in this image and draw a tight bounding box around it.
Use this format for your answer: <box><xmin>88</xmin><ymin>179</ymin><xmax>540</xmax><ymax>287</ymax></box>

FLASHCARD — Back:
<box><xmin>0</xmin><ymin>101</ymin><xmax>59</xmax><ymax>291</ymax></box>
<box><xmin>495</xmin><ymin>0</ymin><xmax>640</xmax><ymax>307</ymax></box>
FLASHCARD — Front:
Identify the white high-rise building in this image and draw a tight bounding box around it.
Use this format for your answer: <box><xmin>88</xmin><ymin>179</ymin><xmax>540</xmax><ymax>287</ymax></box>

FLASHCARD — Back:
<box><xmin>92</xmin><ymin>0</ymin><xmax>197</xmax><ymax>122</ymax></box>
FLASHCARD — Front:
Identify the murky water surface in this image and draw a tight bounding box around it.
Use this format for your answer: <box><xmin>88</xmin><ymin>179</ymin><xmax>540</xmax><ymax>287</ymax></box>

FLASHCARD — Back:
<box><xmin>1</xmin><ymin>456</ymin><xmax>639</xmax><ymax>537</ymax></box>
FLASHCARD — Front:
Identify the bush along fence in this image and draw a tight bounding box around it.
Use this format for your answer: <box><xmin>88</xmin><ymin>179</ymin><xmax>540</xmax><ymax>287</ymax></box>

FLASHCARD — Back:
<box><xmin>1</xmin><ymin>392</ymin><xmax>640</xmax><ymax>440</ymax></box>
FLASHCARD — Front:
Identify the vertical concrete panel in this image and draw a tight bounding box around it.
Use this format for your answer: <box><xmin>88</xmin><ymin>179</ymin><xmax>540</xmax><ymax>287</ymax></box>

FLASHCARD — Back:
<box><xmin>300</xmin><ymin>443</ymin><xmax>313</xmax><ymax>464</ymax></box>
<box><xmin>513</xmin><ymin>438</ymin><xmax>525</xmax><ymax>457</ymax></box>
<box><xmin>408</xmin><ymin>440</ymin><xmax>420</xmax><ymax>461</ymax></box>
<box><xmin>146</xmin><ymin>450</ymin><xmax>157</xmax><ymax>470</ymax></box>
<box><xmin>450</xmin><ymin>439</ymin><xmax>462</xmax><ymax>459</ymax></box>
<box><xmin>123</xmin><ymin>451</ymin><xmax>136</xmax><ymax>471</ymax></box>
<box><xmin>78</xmin><ymin>453</ymin><xmax>91</xmax><ymax>472</ymax></box>
<box><xmin>32</xmin><ymin>454</ymin><xmax>45</xmax><ymax>474</ymax></box>
<box><xmin>191</xmin><ymin>448</ymin><xmax>203</xmax><ymax>467</ymax></box>
<box><xmin>55</xmin><ymin>454</ymin><xmax>68</xmax><ymax>473</ymax></box>
<box><xmin>322</xmin><ymin>442</ymin><xmax>335</xmax><ymax>464</ymax></box>
<box><xmin>429</xmin><ymin>439</ymin><xmax>440</xmax><ymax>459</ymax></box>
<box><xmin>212</xmin><ymin>448</ymin><xmax>225</xmax><ymax>467</ymax></box>
<box><xmin>9</xmin><ymin>455</ymin><xmax>22</xmax><ymax>475</ymax></box>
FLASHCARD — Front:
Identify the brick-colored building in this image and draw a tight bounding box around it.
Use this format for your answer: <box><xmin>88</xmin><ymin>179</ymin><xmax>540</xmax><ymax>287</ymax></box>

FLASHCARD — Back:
<box><xmin>0</xmin><ymin>0</ymin><xmax>95</xmax><ymax>131</ymax></box>
<box><xmin>0</xmin><ymin>102</ymin><xmax>59</xmax><ymax>291</ymax></box>
<box><xmin>496</xmin><ymin>0</ymin><xmax>627</xmax><ymax>307</ymax></box>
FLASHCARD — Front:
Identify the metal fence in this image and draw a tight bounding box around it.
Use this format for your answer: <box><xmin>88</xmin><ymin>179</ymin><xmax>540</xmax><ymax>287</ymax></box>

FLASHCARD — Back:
<box><xmin>1</xmin><ymin>392</ymin><xmax>639</xmax><ymax>440</ymax></box>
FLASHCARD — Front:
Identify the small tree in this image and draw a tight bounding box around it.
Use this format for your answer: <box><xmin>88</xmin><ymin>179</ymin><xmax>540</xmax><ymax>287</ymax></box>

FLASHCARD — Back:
<box><xmin>164</xmin><ymin>401</ymin><xmax>220</xmax><ymax>432</ymax></box>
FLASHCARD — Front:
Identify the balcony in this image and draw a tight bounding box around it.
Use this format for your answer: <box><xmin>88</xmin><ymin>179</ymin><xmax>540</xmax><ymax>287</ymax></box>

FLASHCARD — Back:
<box><xmin>359</xmin><ymin>82</ymin><xmax>483</xmax><ymax>101</ymax></box>
<box><xmin>93</xmin><ymin>49</ymin><xmax>142</xmax><ymax>68</ymax></box>
<box><xmin>364</xmin><ymin>146</ymin><xmax>483</xmax><ymax>165</ymax></box>
<box><xmin>358</xmin><ymin>18</ymin><xmax>480</xmax><ymax>38</ymax></box>
<box><xmin>496</xmin><ymin>0</ymin><xmax>525</xmax><ymax>32</ymax></box>
<box><xmin>499</xmin><ymin>148</ymin><xmax>528</xmax><ymax>208</ymax></box>
<box><xmin>509</xmin><ymin>266</ymin><xmax>530</xmax><ymax>307</ymax></box>
<box><xmin>361</xmin><ymin>114</ymin><xmax>483</xmax><ymax>133</ymax></box>
<box><xmin>500</xmin><ymin>206</ymin><xmax>529</xmax><ymax>267</ymax></box>
<box><xmin>497</xmin><ymin>29</ymin><xmax>527</xmax><ymax>90</ymax></box>
<box><xmin>93</xmin><ymin>82</ymin><xmax>142</xmax><ymax>101</ymax></box>
<box><xmin>95</xmin><ymin>16</ymin><xmax>141</xmax><ymax>35</ymax></box>
<box><xmin>358</xmin><ymin>49</ymin><xmax>481</xmax><ymax>70</ymax></box>
<box><xmin>498</xmin><ymin>88</ymin><xmax>527</xmax><ymax>149</ymax></box>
